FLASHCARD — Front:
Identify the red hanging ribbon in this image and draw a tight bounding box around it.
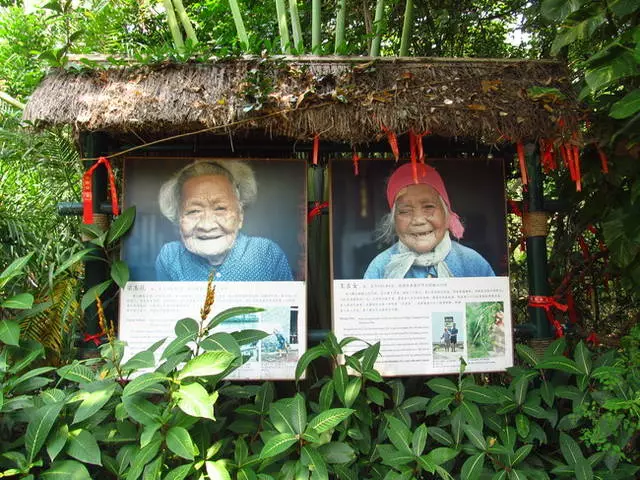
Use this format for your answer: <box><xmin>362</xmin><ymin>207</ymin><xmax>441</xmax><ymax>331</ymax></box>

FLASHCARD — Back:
<box><xmin>312</xmin><ymin>134</ymin><xmax>320</xmax><ymax>165</ymax></box>
<box><xmin>516</xmin><ymin>142</ymin><xmax>528</xmax><ymax>186</ymax></box>
<box><xmin>409</xmin><ymin>130</ymin><xmax>419</xmax><ymax>183</ymax></box>
<box><xmin>307</xmin><ymin>201</ymin><xmax>329</xmax><ymax>224</ymax></box>
<box><xmin>573</xmin><ymin>145</ymin><xmax>582</xmax><ymax>192</ymax></box>
<box><xmin>82</xmin><ymin>156</ymin><xmax>119</xmax><ymax>224</ymax></box>
<box><xmin>381</xmin><ymin>125</ymin><xmax>399</xmax><ymax>161</ymax></box>
<box><xmin>352</xmin><ymin>150</ymin><xmax>360</xmax><ymax>176</ymax></box>
<box><xmin>596</xmin><ymin>146</ymin><xmax>609</xmax><ymax>174</ymax></box>
<box><xmin>528</xmin><ymin>295</ymin><xmax>568</xmax><ymax>338</ymax></box>
<box><xmin>586</xmin><ymin>332</ymin><xmax>600</xmax><ymax>346</ymax></box>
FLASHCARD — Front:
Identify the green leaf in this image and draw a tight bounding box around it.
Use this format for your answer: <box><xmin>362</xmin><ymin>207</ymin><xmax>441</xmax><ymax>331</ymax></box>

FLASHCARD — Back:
<box><xmin>333</xmin><ymin>366</ymin><xmax>348</xmax><ymax>405</ymax></box>
<box><xmin>301</xmin><ymin>445</ymin><xmax>328</xmax><ymax>480</ymax></box>
<box><xmin>81</xmin><ymin>280</ymin><xmax>113</xmax><ymax>311</ymax></box>
<box><xmin>461</xmin><ymin>452</ymin><xmax>485</xmax><ymax>480</ymax></box>
<box><xmin>66</xmin><ymin>429</ymin><xmax>102</xmax><ymax>465</ymax></box>
<box><xmin>361</xmin><ymin>342</ymin><xmax>380</xmax><ymax>371</ymax></box>
<box><xmin>541</xmin><ymin>0</ymin><xmax>582</xmax><ymax>21</ymax></box>
<box><xmin>2</xmin><ymin>293</ymin><xmax>34</xmax><ymax>310</ymax></box>
<box><xmin>255</xmin><ymin>382</ymin><xmax>275</xmax><ymax>414</ymax></box>
<box><xmin>429</xmin><ymin>427</ymin><xmax>454</xmax><ymax>446</ymax></box>
<box><xmin>461</xmin><ymin>385</ymin><xmax>503</xmax><ymax>405</ymax></box>
<box><xmin>574</xmin><ymin>342</ymin><xmax>592</xmax><ymax>375</ymax></box>
<box><xmin>513</xmin><ymin>376</ymin><xmax>529</xmax><ymax>405</ymax></box>
<box><xmin>574</xmin><ymin>458</ymin><xmax>594</xmax><ymax>480</ymax></box>
<box><xmin>270</xmin><ymin>399</ymin><xmax>297</xmax><ymax>434</ymax></box>
<box><xmin>110</xmin><ymin>260</ymin><xmax>129</xmax><ymax>288</ymax></box>
<box><xmin>295</xmin><ymin>345</ymin><xmax>330</xmax><ymax>381</ymax></box>
<box><xmin>122</xmin><ymin>351</ymin><xmax>156</xmax><ymax>371</ymax></box>
<box><xmin>317</xmin><ymin>442</ymin><xmax>356</xmax><ymax>464</ymax></box>
<box><xmin>205</xmin><ymin>459</ymin><xmax>231</xmax><ymax>480</ymax></box>
<box><xmin>427</xmin><ymin>377</ymin><xmax>458</xmax><ymax>395</ymax></box>
<box><xmin>463</xmin><ymin>425</ymin><xmax>487</xmax><ymax>450</ymax></box>
<box><xmin>106</xmin><ymin>206</ymin><xmax>136</xmax><ymax>245</ymax></box>
<box><xmin>386</xmin><ymin>415</ymin><xmax>412</xmax><ymax>453</ymax></box>
<box><xmin>515</xmin><ymin>344</ymin><xmax>539</xmax><ymax>367</ymax></box>
<box><xmin>0</xmin><ymin>252</ymin><xmax>33</xmax><ymax>287</ymax></box>
<box><xmin>508</xmin><ymin>469</ymin><xmax>528</xmax><ymax>480</ymax></box>
<box><xmin>585</xmin><ymin>51</ymin><xmax>637</xmax><ymax>92</ymax></box>
<box><xmin>178</xmin><ymin>351</ymin><xmax>236</xmax><ymax>379</ymax></box>
<box><xmin>0</xmin><ymin>319</ymin><xmax>21</xmax><ymax>345</ymax></box>
<box><xmin>559</xmin><ymin>432</ymin><xmax>585</xmax><ymax>465</ymax></box>
<box><xmin>307</xmin><ymin>408</ymin><xmax>354</xmax><ymax>433</ymax></box>
<box><xmin>516</xmin><ymin>413</ymin><xmax>530</xmax><ymax>439</ymax></box>
<box><xmin>47</xmin><ymin>424</ymin><xmax>69</xmax><ymax>461</ymax></box>
<box><xmin>176</xmin><ymin>382</ymin><xmax>215</xmax><ymax>419</ymax></box>
<box><xmin>163</xmin><ymin>464</ymin><xmax>193</xmax><ymax>480</ymax></box>
<box><xmin>291</xmin><ymin>393</ymin><xmax>307</xmax><ymax>434</ymax></box>
<box><xmin>206</xmin><ymin>306</ymin><xmax>264</xmax><ymax>330</ymax></box>
<box><xmin>122</xmin><ymin>396</ymin><xmax>161</xmax><ymax>426</ymax></box>
<box><xmin>73</xmin><ymin>382</ymin><xmax>116</xmax><ymax>424</ymax></box>
<box><xmin>540</xmin><ymin>381</ymin><xmax>555</xmax><ymax>407</ymax></box>
<box><xmin>40</xmin><ymin>460</ymin><xmax>92</xmax><ymax>480</ymax></box>
<box><xmin>122</xmin><ymin>372</ymin><xmax>168</xmax><ymax>398</ymax></box>
<box><xmin>260</xmin><ymin>433</ymin><xmax>297</xmax><ymax>459</ymax></box>
<box><xmin>366</xmin><ymin>386</ymin><xmax>386</xmax><ymax>406</ymax></box>
<box><xmin>200</xmin><ymin>332</ymin><xmax>241</xmax><ymax>358</ymax></box>
<box><xmin>166</xmin><ymin>426</ymin><xmax>196</xmax><ymax>460</ymax></box>
<box><xmin>175</xmin><ymin>318</ymin><xmax>199</xmax><ymax>337</ymax></box>
<box><xmin>126</xmin><ymin>438</ymin><xmax>161</xmax><ymax>480</ymax></box>
<box><xmin>512</xmin><ymin>444</ymin><xmax>533</xmax><ymax>466</ymax></box>
<box><xmin>344</xmin><ymin>377</ymin><xmax>361</xmax><ymax>408</ymax></box>
<box><xmin>610</xmin><ymin>89</ymin><xmax>640</xmax><ymax>119</ymax></box>
<box><xmin>231</xmin><ymin>329</ymin><xmax>269</xmax><ymax>346</ymax></box>
<box><xmin>537</xmin><ymin>356</ymin><xmax>582</xmax><ymax>375</ymax></box>
<box><xmin>25</xmin><ymin>401</ymin><xmax>64</xmax><ymax>463</ymax></box>
<box><xmin>412</xmin><ymin>424</ymin><xmax>428</xmax><ymax>456</ymax></box>
<box><xmin>424</xmin><ymin>447</ymin><xmax>459</xmax><ymax>466</ymax></box>
<box><xmin>426</xmin><ymin>393</ymin><xmax>453</xmax><ymax>415</ymax></box>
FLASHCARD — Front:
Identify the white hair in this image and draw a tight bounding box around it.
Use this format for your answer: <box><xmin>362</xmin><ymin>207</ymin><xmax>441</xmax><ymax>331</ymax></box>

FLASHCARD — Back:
<box><xmin>375</xmin><ymin>194</ymin><xmax>450</xmax><ymax>245</ymax></box>
<box><xmin>158</xmin><ymin>160</ymin><xmax>258</xmax><ymax>224</ymax></box>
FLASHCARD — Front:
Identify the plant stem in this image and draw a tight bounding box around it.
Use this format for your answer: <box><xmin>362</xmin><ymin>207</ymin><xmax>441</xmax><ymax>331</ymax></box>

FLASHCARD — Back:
<box><xmin>399</xmin><ymin>0</ymin><xmax>413</xmax><ymax>56</ymax></box>
<box><xmin>228</xmin><ymin>0</ymin><xmax>249</xmax><ymax>49</ymax></box>
<box><xmin>0</xmin><ymin>91</ymin><xmax>25</xmax><ymax>110</ymax></box>
<box><xmin>369</xmin><ymin>0</ymin><xmax>385</xmax><ymax>57</ymax></box>
<box><xmin>312</xmin><ymin>0</ymin><xmax>321</xmax><ymax>53</ymax></box>
<box><xmin>172</xmin><ymin>0</ymin><xmax>198</xmax><ymax>45</ymax></box>
<box><xmin>289</xmin><ymin>0</ymin><xmax>304</xmax><ymax>52</ymax></box>
<box><xmin>334</xmin><ymin>0</ymin><xmax>347</xmax><ymax>54</ymax></box>
<box><xmin>162</xmin><ymin>0</ymin><xmax>185</xmax><ymax>52</ymax></box>
<box><xmin>275</xmin><ymin>0</ymin><xmax>291</xmax><ymax>53</ymax></box>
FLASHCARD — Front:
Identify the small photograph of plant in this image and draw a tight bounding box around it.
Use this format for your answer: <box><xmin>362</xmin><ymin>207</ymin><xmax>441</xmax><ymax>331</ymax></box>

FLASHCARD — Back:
<box><xmin>466</xmin><ymin>300</ymin><xmax>505</xmax><ymax>358</ymax></box>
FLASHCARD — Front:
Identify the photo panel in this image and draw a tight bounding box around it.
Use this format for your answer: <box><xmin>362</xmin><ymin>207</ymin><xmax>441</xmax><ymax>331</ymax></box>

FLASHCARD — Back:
<box><xmin>118</xmin><ymin>157</ymin><xmax>307</xmax><ymax>380</ymax></box>
<box><xmin>331</xmin><ymin>158</ymin><xmax>513</xmax><ymax>376</ymax></box>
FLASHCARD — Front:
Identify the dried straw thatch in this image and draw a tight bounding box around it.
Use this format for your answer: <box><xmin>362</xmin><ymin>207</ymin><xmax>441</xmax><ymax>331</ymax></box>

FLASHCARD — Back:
<box><xmin>23</xmin><ymin>56</ymin><xmax>581</xmax><ymax>145</ymax></box>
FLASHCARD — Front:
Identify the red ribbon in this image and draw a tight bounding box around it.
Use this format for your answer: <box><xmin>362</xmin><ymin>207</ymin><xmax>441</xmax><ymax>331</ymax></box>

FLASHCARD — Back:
<box><xmin>381</xmin><ymin>125</ymin><xmax>399</xmax><ymax>161</ymax></box>
<box><xmin>307</xmin><ymin>201</ymin><xmax>328</xmax><ymax>224</ymax></box>
<box><xmin>83</xmin><ymin>332</ymin><xmax>104</xmax><ymax>346</ymax></box>
<box><xmin>596</xmin><ymin>146</ymin><xmax>609</xmax><ymax>174</ymax></box>
<box><xmin>312</xmin><ymin>135</ymin><xmax>319</xmax><ymax>165</ymax></box>
<box><xmin>352</xmin><ymin>150</ymin><xmax>360</xmax><ymax>176</ymax></box>
<box><xmin>82</xmin><ymin>156</ymin><xmax>119</xmax><ymax>224</ymax></box>
<box><xmin>528</xmin><ymin>295</ymin><xmax>568</xmax><ymax>338</ymax></box>
<box><xmin>516</xmin><ymin>142</ymin><xmax>528</xmax><ymax>186</ymax></box>
<box><xmin>586</xmin><ymin>332</ymin><xmax>600</xmax><ymax>345</ymax></box>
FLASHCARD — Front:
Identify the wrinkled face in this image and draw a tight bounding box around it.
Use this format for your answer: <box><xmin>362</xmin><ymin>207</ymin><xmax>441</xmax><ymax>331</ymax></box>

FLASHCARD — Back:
<box><xmin>179</xmin><ymin>175</ymin><xmax>243</xmax><ymax>265</ymax></box>
<box><xmin>394</xmin><ymin>184</ymin><xmax>448</xmax><ymax>254</ymax></box>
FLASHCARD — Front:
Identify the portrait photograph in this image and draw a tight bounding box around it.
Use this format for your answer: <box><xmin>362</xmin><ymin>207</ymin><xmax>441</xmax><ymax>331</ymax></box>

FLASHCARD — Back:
<box><xmin>121</xmin><ymin>157</ymin><xmax>307</xmax><ymax>282</ymax></box>
<box><xmin>330</xmin><ymin>158</ymin><xmax>508</xmax><ymax>280</ymax></box>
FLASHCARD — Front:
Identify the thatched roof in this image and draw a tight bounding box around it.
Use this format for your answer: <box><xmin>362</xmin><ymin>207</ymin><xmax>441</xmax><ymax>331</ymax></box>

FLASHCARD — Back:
<box><xmin>23</xmin><ymin>56</ymin><xmax>581</xmax><ymax>145</ymax></box>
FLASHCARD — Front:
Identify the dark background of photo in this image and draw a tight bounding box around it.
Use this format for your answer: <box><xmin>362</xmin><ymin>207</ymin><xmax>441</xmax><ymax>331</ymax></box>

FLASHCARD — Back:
<box><xmin>122</xmin><ymin>158</ymin><xmax>307</xmax><ymax>281</ymax></box>
<box><xmin>331</xmin><ymin>158</ymin><xmax>508</xmax><ymax>279</ymax></box>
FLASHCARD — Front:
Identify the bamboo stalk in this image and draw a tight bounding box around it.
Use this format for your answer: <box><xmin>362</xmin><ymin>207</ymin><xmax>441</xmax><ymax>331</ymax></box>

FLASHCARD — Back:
<box><xmin>0</xmin><ymin>91</ymin><xmax>25</xmax><ymax>110</ymax></box>
<box><xmin>288</xmin><ymin>0</ymin><xmax>304</xmax><ymax>52</ymax></box>
<box><xmin>312</xmin><ymin>0</ymin><xmax>321</xmax><ymax>53</ymax></box>
<box><xmin>369</xmin><ymin>0</ymin><xmax>385</xmax><ymax>56</ymax></box>
<box><xmin>399</xmin><ymin>0</ymin><xmax>413</xmax><ymax>56</ymax></box>
<box><xmin>275</xmin><ymin>0</ymin><xmax>291</xmax><ymax>53</ymax></box>
<box><xmin>162</xmin><ymin>0</ymin><xmax>184</xmax><ymax>52</ymax></box>
<box><xmin>172</xmin><ymin>0</ymin><xmax>198</xmax><ymax>45</ymax></box>
<box><xmin>334</xmin><ymin>0</ymin><xmax>347</xmax><ymax>54</ymax></box>
<box><xmin>228</xmin><ymin>0</ymin><xmax>249</xmax><ymax>48</ymax></box>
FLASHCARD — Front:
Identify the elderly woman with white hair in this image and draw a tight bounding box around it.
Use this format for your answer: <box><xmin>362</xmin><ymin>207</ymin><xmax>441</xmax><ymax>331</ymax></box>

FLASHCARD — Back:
<box><xmin>364</xmin><ymin>163</ymin><xmax>494</xmax><ymax>279</ymax></box>
<box><xmin>156</xmin><ymin>160</ymin><xmax>293</xmax><ymax>281</ymax></box>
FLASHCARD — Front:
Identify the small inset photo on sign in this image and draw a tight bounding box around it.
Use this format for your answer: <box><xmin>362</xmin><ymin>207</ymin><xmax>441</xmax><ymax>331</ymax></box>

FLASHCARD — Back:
<box><xmin>432</xmin><ymin>311</ymin><xmax>465</xmax><ymax>362</ymax></box>
<box><xmin>465</xmin><ymin>301</ymin><xmax>505</xmax><ymax>359</ymax></box>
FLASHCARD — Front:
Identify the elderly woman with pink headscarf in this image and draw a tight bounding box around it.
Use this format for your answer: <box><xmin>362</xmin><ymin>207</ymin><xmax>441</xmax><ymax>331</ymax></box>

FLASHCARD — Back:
<box><xmin>364</xmin><ymin>163</ymin><xmax>494</xmax><ymax>279</ymax></box>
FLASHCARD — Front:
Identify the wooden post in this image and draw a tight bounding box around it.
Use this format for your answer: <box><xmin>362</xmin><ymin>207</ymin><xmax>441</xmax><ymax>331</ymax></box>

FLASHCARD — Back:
<box><xmin>80</xmin><ymin>132</ymin><xmax>111</xmax><ymax>352</ymax></box>
<box><xmin>524</xmin><ymin>143</ymin><xmax>552</xmax><ymax>338</ymax></box>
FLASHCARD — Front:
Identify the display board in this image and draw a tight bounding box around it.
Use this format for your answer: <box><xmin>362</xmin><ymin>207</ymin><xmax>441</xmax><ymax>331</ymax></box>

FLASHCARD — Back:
<box><xmin>119</xmin><ymin>157</ymin><xmax>307</xmax><ymax>380</ymax></box>
<box><xmin>331</xmin><ymin>158</ymin><xmax>513</xmax><ymax>375</ymax></box>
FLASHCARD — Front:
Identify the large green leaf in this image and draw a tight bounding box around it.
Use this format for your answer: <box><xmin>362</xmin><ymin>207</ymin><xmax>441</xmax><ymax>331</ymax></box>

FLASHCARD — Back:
<box><xmin>574</xmin><ymin>341</ymin><xmax>592</xmax><ymax>375</ymax></box>
<box><xmin>25</xmin><ymin>401</ymin><xmax>65</xmax><ymax>463</ymax></box>
<box><xmin>122</xmin><ymin>351</ymin><xmax>156</xmax><ymax>371</ymax></box>
<box><xmin>231</xmin><ymin>329</ymin><xmax>269</xmax><ymax>346</ymax></box>
<box><xmin>344</xmin><ymin>377</ymin><xmax>361</xmax><ymax>408</ymax></box>
<box><xmin>206</xmin><ymin>306</ymin><xmax>264</xmax><ymax>330</ymax></box>
<box><xmin>259</xmin><ymin>433</ymin><xmax>297</xmax><ymax>459</ymax></box>
<box><xmin>295</xmin><ymin>345</ymin><xmax>330</xmax><ymax>381</ymax></box>
<box><xmin>540</xmin><ymin>0</ymin><xmax>583</xmax><ymax>21</ymax></box>
<box><xmin>125</xmin><ymin>438</ymin><xmax>161</xmax><ymax>480</ymax></box>
<box><xmin>163</xmin><ymin>464</ymin><xmax>193</xmax><ymax>480</ymax></box>
<box><xmin>386</xmin><ymin>415</ymin><xmax>412</xmax><ymax>453</ymax></box>
<box><xmin>537</xmin><ymin>356</ymin><xmax>582</xmax><ymax>375</ymax></box>
<box><xmin>463</xmin><ymin>425</ymin><xmax>486</xmax><ymax>451</ymax></box>
<box><xmin>317</xmin><ymin>442</ymin><xmax>356</xmax><ymax>464</ymax></box>
<box><xmin>178</xmin><ymin>351</ymin><xmax>236</xmax><ymax>379</ymax></box>
<box><xmin>106</xmin><ymin>206</ymin><xmax>136</xmax><ymax>245</ymax></box>
<box><xmin>427</xmin><ymin>377</ymin><xmax>458</xmax><ymax>395</ymax></box>
<box><xmin>122</xmin><ymin>395</ymin><xmax>162</xmax><ymax>426</ymax></box>
<box><xmin>73</xmin><ymin>382</ymin><xmax>116</xmax><ymax>424</ymax></box>
<box><xmin>122</xmin><ymin>372</ymin><xmax>168</xmax><ymax>397</ymax></box>
<box><xmin>46</xmin><ymin>424</ymin><xmax>69</xmax><ymax>462</ymax></box>
<box><xmin>461</xmin><ymin>452</ymin><xmax>485</xmax><ymax>480</ymax></box>
<box><xmin>110</xmin><ymin>260</ymin><xmax>129</xmax><ymax>288</ymax></box>
<box><xmin>269</xmin><ymin>399</ymin><xmax>297</xmax><ymax>434</ymax></box>
<box><xmin>301</xmin><ymin>445</ymin><xmax>328</xmax><ymax>480</ymax></box>
<box><xmin>200</xmin><ymin>332</ymin><xmax>242</xmax><ymax>358</ymax></box>
<box><xmin>423</xmin><ymin>447</ymin><xmax>459</xmax><ymax>466</ymax></box>
<box><xmin>66</xmin><ymin>429</ymin><xmax>102</xmax><ymax>465</ymax></box>
<box><xmin>551</xmin><ymin>15</ymin><xmax>605</xmax><ymax>55</ymax></box>
<box><xmin>412</xmin><ymin>424</ymin><xmax>428</xmax><ymax>456</ymax></box>
<box><xmin>166</xmin><ymin>426</ymin><xmax>196</xmax><ymax>460</ymax></box>
<box><xmin>0</xmin><ymin>319</ymin><xmax>20</xmax><ymax>345</ymax></box>
<box><xmin>40</xmin><ymin>460</ymin><xmax>92</xmax><ymax>480</ymax></box>
<box><xmin>80</xmin><ymin>280</ymin><xmax>113</xmax><ymax>311</ymax></box>
<box><xmin>2</xmin><ymin>293</ymin><xmax>34</xmax><ymax>310</ymax></box>
<box><xmin>176</xmin><ymin>382</ymin><xmax>215</xmax><ymax>419</ymax></box>
<box><xmin>52</xmin><ymin>248</ymin><xmax>95</xmax><ymax>278</ymax></box>
<box><xmin>308</xmin><ymin>408</ymin><xmax>354</xmax><ymax>434</ymax></box>
<box><xmin>205</xmin><ymin>459</ymin><xmax>231</xmax><ymax>480</ymax></box>
<box><xmin>585</xmin><ymin>51</ymin><xmax>637</xmax><ymax>92</ymax></box>
<box><xmin>610</xmin><ymin>89</ymin><xmax>640</xmax><ymax>119</ymax></box>
<box><xmin>559</xmin><ymin>432</ymin><xmax>585</xmax><ymax>465</ymax></box>
<box><xmin>0</xmin><ymin>252</ymin><xmax>33</xmax><ymax>288</ymax></box>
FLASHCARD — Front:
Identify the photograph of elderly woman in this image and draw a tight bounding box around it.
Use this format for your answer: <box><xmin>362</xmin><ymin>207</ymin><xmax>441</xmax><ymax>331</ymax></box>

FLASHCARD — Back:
<box><xmin>331</xmin><ymin>158</ymin><xmax>507</xmax><ymax>279</ymax></box>
<box><xmin>122</xmin><ymin>158</ymin><xmax>306</xmax><ymax>282</ymax></box>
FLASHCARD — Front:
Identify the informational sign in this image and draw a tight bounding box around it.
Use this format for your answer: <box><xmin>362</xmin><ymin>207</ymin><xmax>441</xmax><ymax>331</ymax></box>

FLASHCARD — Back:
<box><xmin>120</xmin><ymin>281</ymin><xmax>306</xmax><ymax>380</ymax></box>
<box><xmin>119</xmin><ymin>157</ymin><xmax>307</xmax><ymax>380</ymax></box>
<box><xmin>331</xmin><ymin>158</ymin><xmax>512</xmax><ymax>376</ymax></box>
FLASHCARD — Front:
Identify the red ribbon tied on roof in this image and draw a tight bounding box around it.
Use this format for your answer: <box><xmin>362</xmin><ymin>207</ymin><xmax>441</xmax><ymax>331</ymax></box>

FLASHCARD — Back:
<box><xmin>82</xmin><ymin>156</ymin><xmax>119</xmax><ymax>224</ymax></box>
<box><xmin>307</xmin><ymin>201</ymin><xmax>328</xmax><ymax>224</ymax></box>
<box><xmin>528</xmin><ymin>295</ymin><xmax>568</xmax><ymax>338</ymax></box>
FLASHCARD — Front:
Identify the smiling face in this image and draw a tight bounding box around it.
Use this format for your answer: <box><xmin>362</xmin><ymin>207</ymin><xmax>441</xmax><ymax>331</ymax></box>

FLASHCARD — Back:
<box><xmin>179</xmin><ymin>174</ymin><xmax>243</xmax><ymax>265</ymax></box>
<box><xmin>393</xmin><ymin>184</ymin><xmax>448</xmax><ymax>254</ymax></box>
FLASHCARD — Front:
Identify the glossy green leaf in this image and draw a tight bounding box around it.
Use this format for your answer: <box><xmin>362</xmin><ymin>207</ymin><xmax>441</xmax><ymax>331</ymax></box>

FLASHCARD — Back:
<box><xmin>73</xmin><ymin>382</ymin><xmax>116</xmax><ymax>424</ymax></box>
<box><xmin>260</xmin><ymin>433</ymin><xmax>297</xmax><ymax>459</ymax></box>
<box><xmin>206</xmin><ymin>306</ymin><xmax>264</xmax><ymax>330</ymax></box>
<box><xmin>66</xmin><ymin>429</ymin><xmax>102</xmax><ymax>465</ymax></box>
<box><xmin>270</xmin><ymin>399</ymin><xmax>296</xmax><ymax>434</ymax></box>
<box><xmin>80</xmin><ymin>280</ymin><xmax>112</xmax><ymax>311</ymax></box>
<box><xmin>307</xmin><ymin>408</ymin><xmax>354</xmax><ymax>433</ymax></box>
<box><xmin>164</xmin><ymin>464</ymin><xmax>193</xmax><ymax>480</ymax></box>
<box><xmin>176</xmin><ymin>382</ymin><xmax>215</xmax><ymax>419</ymax></box>
<box><xmin>46</xmin><ymin>424</ymin><xmax>69</xmax><ymax>462</ymax></box>
<box><xmin>423</xmin><ymin>447</ymin><xmax>459</xmax><ymax>466</ymax></box>
<box><xmin>200</xmin><ymin>332</ymin><xmax>242</xmax><ymax>358</ymax></box>
<box><xmin>427</xmin><ymin>377</ymin><xmax>458</xmax><ymax>395</ymax></box>
<box><xmin>122</xmin><ymin>351</ymin><xmax>156</xmax><ymax>371</ymax></box>
<box><xmin>333</xmin><ymin>365</ymin><xmax>347</xmax><ymax>404</ymax></box>
<box><xmin>231</xmin><ymin>329</ymin><xmax>269</xmax><ymax>346</ymax></box>
<box><xmin>40</xmin><ymin>460</ymin><xmax>92</xmax><ymax>480</ymax></box>
<box><xmin>610</xmin><ymin>89</ymin><xmax>640</xmax><ymax>119</ymax></box>
<box><xmin>537</xmin><ymin>356</ymin><xmax>582</xmax><ymax>375</ymax></box>
<box><xmin>122</xmin><ymin>372</ymin><xmax>168</xmax><ymax>397</ymax></box>
<box><xmin>122</xmin><ymin>395</ymin><xmax>161</xmax><ymax>426</ymax></box>
<box><xmin>412</xmin><ymin>424</ymin><xmax>428</xmax><ymax>456</ymax></box>
<box><xmin>386</xmin><ymin>415</ymin><xmax>412</xmax><ymax>453</ymax></box>
<box><xmin>2</xmin><ymin>293</ymin><xmax>34</xmax><ymax>310</ymax></box>
<box><xmin>426</xmin><ymin>393</ymin><xmax>453</xmax><ymax>415</ymax></box>
<box><xmin>110</xmin><ymin>260</ymin><xmax>129</xmax><ymax>288</ymax></box>
<box><xmin>0</xmin><ymin>319</ymin><xmax>20</xmax><ymax>345</ymax></box>
<box><xmin>317</xmin><ymin>442</ymin><xmax>356</xmax><ymax>464</ymax></box>
<box><xmin>25</xmin><ymin>401</ymin><xmax>64</xmax><ymax>463</ymax></box>
<box><xmin>461</xmin><ymin>452</ymin><xmax>485</xmax><ymax>480</ymax></box>
<box><xmin>516</xmin><ymin>413</ymin><xmax>530</xmax><ymax>439</ymax></box>
<box><xmin>0</xmin><ymin>252</ymin><xmax>33</xmax><ymax>287</ymax></box>
<box><xmin>125</xmin><ymin>438</ymin><xmax>161</xmax><ymax>480</ymax></box>
<box><xmin>106</xmin><ymin>206</ymin><xmax>136</xmax><ymax>245</ymax></box>
<box><xmin>463</xmin><ymin>425</ymin><xmax>486</xmax><ymax>450</ymax></box>
<box><xmin>302</xmin><ymin>445</ymin><xmax>328</xmax><ymax>480</ymax></box>
<box><xmin>344</xmin><ymin>377</ymin><xmax>361</xmax><ymax>408</ymax></box>
<box><xmin>295</xmin><ymin>345</ymin><xmax>330</xmax><ymax>380</ymax></box>
<box><xmin>512</xmin><ymin>445</ymin><xmax>533</xmax><ymax>466</ymax></box>
<box><xmin>178</xmin><ymin>351</ymin><xmax>236</xmax><ymax>379</ymax></box>
<box><xmin>166</xmin><ymin>426</ymin><xmax>196</xmax><ymax>460</ymax></box>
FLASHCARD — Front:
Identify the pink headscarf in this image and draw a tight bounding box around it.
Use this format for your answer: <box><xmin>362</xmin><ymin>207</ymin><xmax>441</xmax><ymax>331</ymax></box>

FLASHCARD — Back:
<box><xmin>386</xmin><ymin>163</ymin><xmax>465</xmax><ymax>239</ymax></box>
